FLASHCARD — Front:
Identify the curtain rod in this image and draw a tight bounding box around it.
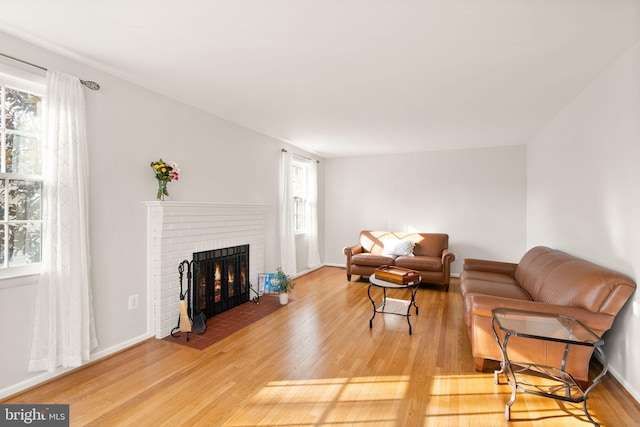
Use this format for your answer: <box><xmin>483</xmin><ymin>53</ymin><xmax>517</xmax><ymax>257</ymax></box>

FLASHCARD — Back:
<box><xmin>281</xmin><ymin>148</ymin><xmax>319</xmax><ymax>163</ymax></box>
<box><xmin>0</xmin><ymin>52</ymin><xmax>100</xmax><ymax>90</ymax></box>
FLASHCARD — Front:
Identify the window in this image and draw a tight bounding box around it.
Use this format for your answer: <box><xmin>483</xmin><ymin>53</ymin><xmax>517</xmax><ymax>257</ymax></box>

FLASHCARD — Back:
<box><xmin>0</xmin><ymin>74</ymin><xmax>44</xmax><ymax>275</ymax></box>
<box><xmin>292</xmin><ymin>158</ymin><xmax>309</xmax><ymax>234</ymax></box>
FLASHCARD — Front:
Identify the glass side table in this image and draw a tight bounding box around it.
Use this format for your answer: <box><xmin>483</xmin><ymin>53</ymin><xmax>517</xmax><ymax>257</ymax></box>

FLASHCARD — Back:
<box><xmin>368</xmin><ymin>273</ymin><xmax>420</xmax><ymax>335</ymax></box>
<box><xmin>492</xmin><ymin>308</ymin><xmax>607</xmax><ymax>426</ymax></box>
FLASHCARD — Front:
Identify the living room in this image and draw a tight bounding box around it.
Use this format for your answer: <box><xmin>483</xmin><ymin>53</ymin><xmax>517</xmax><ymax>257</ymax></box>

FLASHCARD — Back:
<box><xmin>0</xmin><ymin>1</ymin><xmax>639</xmax><ymax>425</ymax></box>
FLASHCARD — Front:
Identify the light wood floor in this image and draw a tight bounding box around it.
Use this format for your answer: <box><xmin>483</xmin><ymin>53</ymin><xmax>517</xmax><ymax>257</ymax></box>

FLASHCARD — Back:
<box><xmin>4</xmin><ymin>266</ymin><xmax>639</xmax><ymax>426</ymax></box>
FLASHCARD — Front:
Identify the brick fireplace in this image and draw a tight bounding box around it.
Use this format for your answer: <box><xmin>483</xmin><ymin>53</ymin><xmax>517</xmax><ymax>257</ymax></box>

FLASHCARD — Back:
<box><xmin>145</xmin><ymin>202</ymin><xmax>269</xmax><ymax>338</ymax></box>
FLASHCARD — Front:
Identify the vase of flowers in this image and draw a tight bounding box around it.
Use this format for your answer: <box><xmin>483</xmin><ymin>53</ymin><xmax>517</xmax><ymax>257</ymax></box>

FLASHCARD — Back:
<box><xmin>150</xmin><ymin>158</ymin><xmax>179</xmax><ymax>200</ymax></box>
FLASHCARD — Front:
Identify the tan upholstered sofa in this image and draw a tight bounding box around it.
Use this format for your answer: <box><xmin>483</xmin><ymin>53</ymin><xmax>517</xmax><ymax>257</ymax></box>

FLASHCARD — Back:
<box><xmin>343</xmin><ymin>231</ymin><xmax>455</xmax><ymax>291</ymax></box>
<box><xmin>460</xmin><ymin>246</ymin><xmax>636</xmax><ymax>383</ymax></box>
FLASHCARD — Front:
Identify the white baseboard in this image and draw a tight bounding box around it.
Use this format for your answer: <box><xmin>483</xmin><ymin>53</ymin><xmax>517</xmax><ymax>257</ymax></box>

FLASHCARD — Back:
<box><xmin>0</xmin><ymin>332</ymin><xmax>153</xmax><ymax>400</ymax></box>
<box><xmin>596</xmin><ymin>355</ymin><xmax>640</xmax><ymax>404</ymax></box>
<box><xmin>292</xmin><ymin>264</ymin><xmax>332</xmax><ymax>278</ymax></box>
<box><xmin>322</xmin><ymin>263</ymin><xmax>345</xmax><ymax>268</ymax></box>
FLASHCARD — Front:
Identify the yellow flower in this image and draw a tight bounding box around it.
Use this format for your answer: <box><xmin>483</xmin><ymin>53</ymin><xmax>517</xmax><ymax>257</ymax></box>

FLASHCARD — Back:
<box><xmin>161</xmin><ymin>168</ymin><xmax>166</xmax><ymax>172</ymax></box>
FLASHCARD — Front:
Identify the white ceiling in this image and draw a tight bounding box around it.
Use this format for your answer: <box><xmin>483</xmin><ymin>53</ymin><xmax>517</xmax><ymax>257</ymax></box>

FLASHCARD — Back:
<box><xmin>1</xmin><ymin>0</ymin><xmax>639</xmax><ymax>158</ymax></box>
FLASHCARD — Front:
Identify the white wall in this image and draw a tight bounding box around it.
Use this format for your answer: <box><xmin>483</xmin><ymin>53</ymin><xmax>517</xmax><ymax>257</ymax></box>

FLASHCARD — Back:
<box><xmin>323</xmin><ymin>146</ymin><xmax>527</xmax><ymax>275</ymax></box>
<box><xmin>528</xmin><ymin>41</ymin><xmax>640</xmax><ymax>400</ymax></box>
<box><xmin>0</xmin><ymin>32</ymin><xmax>323</xmax><ymax>397</ymax></box>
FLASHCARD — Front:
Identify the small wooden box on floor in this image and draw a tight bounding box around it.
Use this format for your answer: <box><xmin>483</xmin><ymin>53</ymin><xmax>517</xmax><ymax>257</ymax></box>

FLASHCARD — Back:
<box><xmin>374</xmin><ymin>266</ymin><xmax>420</xmax><ymax>284</ymax></box>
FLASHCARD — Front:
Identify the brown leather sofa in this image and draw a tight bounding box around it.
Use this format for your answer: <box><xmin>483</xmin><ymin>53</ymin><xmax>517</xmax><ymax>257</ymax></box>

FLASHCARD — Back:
<box><xmin>343</xmin><ymin>231</ymin><xmax>455</xmax><ymax>290</ymax></box>
<box><xmin>460</xmin><ymin>246</ymin><xmax>636</xmax><ymax>383</ymax></box>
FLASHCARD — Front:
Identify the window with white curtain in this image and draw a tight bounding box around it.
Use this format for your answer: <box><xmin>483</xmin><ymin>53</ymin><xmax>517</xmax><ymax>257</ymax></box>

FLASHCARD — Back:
<box><xmin>0</xmin><ymin>71</ymin><xmax>44</xmax><ymax>277</ymax></box>
<box><xmin>292</xmin><ymin>157</ymin><xmax>309</xmax><ymax>234</ymax></box>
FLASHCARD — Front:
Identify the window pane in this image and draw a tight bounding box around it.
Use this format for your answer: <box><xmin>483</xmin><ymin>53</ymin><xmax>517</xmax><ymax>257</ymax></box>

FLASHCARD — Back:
<box><xmin>293</xmin><ymin>198</ymin><xmax>306</xmax><ymax>231</ymax></box>
<box><xmin>8</xmin><ymin>180</ymin><xmax>41</xmax><ymax>220</ymax></box>
<box><xmin>6</xmin><ymin>133</ymin><xmax>41</xmax><ymax>174</ymax></box>
<box><xmin>0</xmin><ymin>225</ymin><xmax>4</xmax><ymax>266</ymax></box>
<box><xmin>8</xmin><ymin>223</ymin><xmax>41</xmax><ymax>266</ymax></box>
<box><xmin>292</xmin><ymin>164</ymin><xmax>306</xmax><ymax>198</ymax></box>
<box><xmin>0</xmin><ymin>178</ymin><xmax>4</xmax><ymax>219</ymax></box>
<box><xmin>4</xmin><ymin>88</ymin><xmax>42</xmax><ymax>133</ymax></box>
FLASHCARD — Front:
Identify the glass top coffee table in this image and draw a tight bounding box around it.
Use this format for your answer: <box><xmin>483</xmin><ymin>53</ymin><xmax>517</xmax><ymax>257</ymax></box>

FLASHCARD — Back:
<box><xmin>492</xmin><ymin>308</ymin><xmax>607</xmax><ymax>426</ymax></box>
<box><xmin>368</xmin><ymin>273</ymin><xmax>421</xmax><ymax>335</ymax></box>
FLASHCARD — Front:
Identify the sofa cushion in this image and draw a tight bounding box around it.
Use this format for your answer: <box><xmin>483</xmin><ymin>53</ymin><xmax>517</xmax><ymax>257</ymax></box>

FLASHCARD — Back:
<box><xmin>395</xmin><ymin>255</ymin><xmax>442</xmax><ymax>271</ymax></box>
<box><xmin>413</xmin><ymin>234</ymin><xmax>448</xmax><ymax>257</ymax></box>
<box><xmin>461</xmin><ymin>280</ymin><xmax>531</xmax><ymax>302</ymax></box>
<box><xmin>514</xmin><ymin>247</ymin><xmax>636</xmax><ymax>313</ymax></box>
<box><xmin>459</xmin><ymin>270</ymin><xmax>531</xmax><ymax>303</ymax></box>
<box><xmin>515</xmin><ymin>246</ymin><xmax>575</xmax><ymax>300</ymax></box>
<box><xmin>359</xmin><ymin>231</ymin><xmax>395</xmax><ymax>255</ymax></box>
<box><xmin>460</xmin><ymin>269</ymin><xmax>519</xmax><ymax>286</ymax></box>
<box><xmin>537</xmin><ymin>260</ymin><xmax>627</xmax><ymax>312</ymax></box>
<box><xmin>352</xmin><ymin>253</ymin><xmax>396</xmax><ymax>267</ymax></box>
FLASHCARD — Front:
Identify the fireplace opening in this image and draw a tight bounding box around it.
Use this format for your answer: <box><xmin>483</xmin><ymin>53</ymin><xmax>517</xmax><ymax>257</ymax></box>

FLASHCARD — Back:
<box><xmin>193</xmin><ymin>244</ymin><xmax>249</xmax><ymax>318</ymax></box>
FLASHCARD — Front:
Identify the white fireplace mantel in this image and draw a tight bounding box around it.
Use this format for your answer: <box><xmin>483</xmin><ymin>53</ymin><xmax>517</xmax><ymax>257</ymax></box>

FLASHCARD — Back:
<box><xmin>145</xmin><ymin>201</ymin><xmax>269</xmax><ymax>338</ymax></box>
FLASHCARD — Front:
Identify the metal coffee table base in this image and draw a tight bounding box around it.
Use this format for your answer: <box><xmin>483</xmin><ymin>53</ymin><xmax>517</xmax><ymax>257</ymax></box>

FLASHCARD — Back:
<box><xmin>368</xmin><ymin>274</ymin><xmax>420</xmax><ymax>335</ymax></box>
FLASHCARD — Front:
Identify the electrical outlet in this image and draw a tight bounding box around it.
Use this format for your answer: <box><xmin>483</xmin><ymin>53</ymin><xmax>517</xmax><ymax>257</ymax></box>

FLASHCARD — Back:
<box><xmin>128</xmin><ymin>294</ymin><xmax>139</xmax><ymax>310</ymax></box>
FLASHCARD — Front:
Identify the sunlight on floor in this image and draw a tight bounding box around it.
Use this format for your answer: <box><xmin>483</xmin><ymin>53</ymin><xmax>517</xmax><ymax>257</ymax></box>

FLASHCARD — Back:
<box><xmin>223</xmin><ymin>373</ymin><xmax>601</xmax><ymax>426</ymax></box>
<box><xmin>425</xmin><ymin>373</ymin><xmax>601</xmax><ymax>426</ymax></box>
<box><xmin>424</xmin><ymin>373</ymin><xmax>506</xmax><ymax>425</ymax></box>
<box><xmin>224</xmin><ymin>375</ymin><xmax>410</xmax><ymax>426</ymax></box>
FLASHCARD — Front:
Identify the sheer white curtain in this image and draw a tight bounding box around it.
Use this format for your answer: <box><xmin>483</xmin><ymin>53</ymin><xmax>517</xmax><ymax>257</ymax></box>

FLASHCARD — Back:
<box><xmin>29</xmin><ymin>70</ymin><xmax>98</xmax><ymax>372</ymax></box>
<box><xmin>279</xmin><ymin>150</ymin><xmax>297</xmax><ymax>274</ymax></box>
<box><xmin>306</xmin><ymin>160</ymin><xmax>321</xmax><ymax>268</ymax></box>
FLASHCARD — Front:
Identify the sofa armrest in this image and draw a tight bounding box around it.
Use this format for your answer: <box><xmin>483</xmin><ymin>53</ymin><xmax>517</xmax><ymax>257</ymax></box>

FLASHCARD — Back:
<box><xmin>343</xmin><ymin>244</ymin><xmax>363</xmax><ymax>257</ymax></box>
<box><xmin>468</xmin><ymin>294</ymin><xmax>614</xmax><ymax>335</ymax></box>
<box><xmin>343</xmin><ymin>245</ymin><xmax>363</xmax><ymax>280</ymax></box>
<box><xmin>463</xmin><ymin>258</ymin><xmax>517</xmax><ymax>276</ymax></box>
<box><xmin>442</xmin><ymin>248</ymin><xmax>456</xmax><ymax>264</ymax></box>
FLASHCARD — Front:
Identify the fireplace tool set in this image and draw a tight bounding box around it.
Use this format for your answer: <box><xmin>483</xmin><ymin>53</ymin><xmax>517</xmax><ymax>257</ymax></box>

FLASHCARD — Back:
<box><xmin>171</xmin><ymin>259</ymin><xmax>207</xmax><ymax>341</ymax></box>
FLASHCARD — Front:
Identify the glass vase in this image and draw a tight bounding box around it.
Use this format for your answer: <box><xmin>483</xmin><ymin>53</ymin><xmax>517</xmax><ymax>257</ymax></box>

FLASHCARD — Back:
<box><xmin>157</xmin><ymin>179</ymin><xmax>169</xmax><ymax>200</ymax></box>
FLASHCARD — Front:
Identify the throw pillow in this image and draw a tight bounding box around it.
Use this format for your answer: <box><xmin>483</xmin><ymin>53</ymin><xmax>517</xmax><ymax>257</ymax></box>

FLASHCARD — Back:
<box><xmin>382</xmin><ymin>239</ymin><xmax>415</xmax><ymax>257</ymax></box>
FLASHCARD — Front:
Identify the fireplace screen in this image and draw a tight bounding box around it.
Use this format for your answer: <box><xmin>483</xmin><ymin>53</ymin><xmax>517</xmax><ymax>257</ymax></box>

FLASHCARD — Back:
<box><xmin>193</xmin><ymin>244</ymin><xmax>249</xmax><ymax>318</ymax></box>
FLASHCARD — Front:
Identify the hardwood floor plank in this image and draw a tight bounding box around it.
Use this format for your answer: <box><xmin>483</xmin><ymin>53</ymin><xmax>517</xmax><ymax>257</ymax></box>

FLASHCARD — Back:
<box><xmin>3</xmin><ymin>266</ymin><xmax>639</xmax><ymax>426</ymax></box>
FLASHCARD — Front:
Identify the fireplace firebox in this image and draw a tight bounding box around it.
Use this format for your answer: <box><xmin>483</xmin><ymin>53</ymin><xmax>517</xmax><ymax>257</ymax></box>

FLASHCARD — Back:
<box><xmin>192</xmin><ymin>244</ymin><xmax>249</xmax><ymax>318</ymax></box>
